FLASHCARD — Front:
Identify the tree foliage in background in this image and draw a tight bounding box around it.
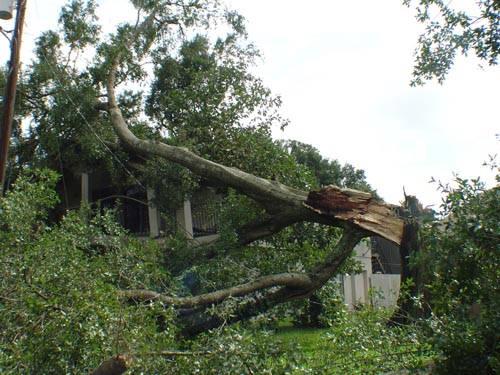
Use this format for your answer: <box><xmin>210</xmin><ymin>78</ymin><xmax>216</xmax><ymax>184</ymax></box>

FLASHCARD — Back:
<box><xmin>145</xmin><ymin>34</ymin><xmax>287</xmax><ymax>174</ymax></box>
<box><xmin>405</xmin><ymin>0</ymin><xmax>500</xmax><ymax>85</ymax></box>
<box><xmin>282</xmin><ymin>140</ymin><xmax>375</xmax><ymax>193</ymax></box>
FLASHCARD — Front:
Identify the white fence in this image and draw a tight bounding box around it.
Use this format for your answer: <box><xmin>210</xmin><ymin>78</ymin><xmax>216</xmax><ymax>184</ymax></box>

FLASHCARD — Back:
<box><xmin>370</xmin><ymin>274</ymin><xmax>401</xmax><ymax>309</ymax></box>
<box><xmin>340</xmin><ymin>273</ymin><xmax>400</xmax><ymax>310</ymax></box>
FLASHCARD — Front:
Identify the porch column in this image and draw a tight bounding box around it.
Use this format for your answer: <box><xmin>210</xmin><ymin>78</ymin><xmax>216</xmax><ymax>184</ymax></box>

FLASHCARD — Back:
<box><xmin>81</xmin><ymin>172</ymin><xmax>90</xmax><ymax>204</ymax></box>
<box><xmin>146</xmin><ymin>187</ymin><xmax>161</xmax><ymax>237</ymax></box>
<box><xmin>350</xmin><ymin>273</ymin><xmax>357</xmax><ymax>308</ymax></box>
<box><xmin>176</xmin><ymin>199</ymin><xmax>194</xmax><ymax>240</ymax></box>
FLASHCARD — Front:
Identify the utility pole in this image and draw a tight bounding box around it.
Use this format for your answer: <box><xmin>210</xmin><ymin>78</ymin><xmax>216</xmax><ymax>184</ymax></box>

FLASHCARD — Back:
<box><xmin>0</xmin><ymin>0</ymin><xmax>27</xmax><ymax>195</ymax></box>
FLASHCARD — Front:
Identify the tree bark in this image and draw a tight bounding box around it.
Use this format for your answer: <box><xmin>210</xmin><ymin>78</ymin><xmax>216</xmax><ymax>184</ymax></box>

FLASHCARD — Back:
<box><xmin>89</xmin><ymin>356</ymin><xmax>128</xmax><ymax>375</ymax></box>
<box><xmin>121</xmin><ymin>272</ymin><xmax>313</xmax><ymax>308</ymax></box>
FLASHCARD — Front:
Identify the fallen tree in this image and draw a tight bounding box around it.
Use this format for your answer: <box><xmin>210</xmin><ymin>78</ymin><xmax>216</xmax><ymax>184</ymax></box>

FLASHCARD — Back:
<box><xmin>102</xmin><ymin>14</ymin><xmax>406</xmax><ymax>332</ymax></box>
<box><xmin>10</xmin><ymin>0</ymin><xmax>409</xmax><ymax>335</ymax></box>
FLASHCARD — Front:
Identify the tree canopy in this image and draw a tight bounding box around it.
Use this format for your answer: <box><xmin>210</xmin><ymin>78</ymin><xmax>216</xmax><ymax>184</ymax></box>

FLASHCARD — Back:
<box><xmin>405</xmin><ymin>0</ymin><xmax>500</xmax><ymax>85</ymax></box>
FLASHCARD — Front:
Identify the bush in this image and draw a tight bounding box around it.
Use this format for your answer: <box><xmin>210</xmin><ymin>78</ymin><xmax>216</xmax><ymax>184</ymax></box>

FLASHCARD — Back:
<box><xmin>0</xmin><ymin>169</ymin><xmax>307</xmax><ymax>374</ymax></box>
<box><xmin>420</xmin><ymin>173</ymin><xmax>500</xmax><ymax>375</ymax></box>
<box><xmin>0</xmin><ymin>170</ymin><xmax>178</xmax><ymax>374</ymax></box>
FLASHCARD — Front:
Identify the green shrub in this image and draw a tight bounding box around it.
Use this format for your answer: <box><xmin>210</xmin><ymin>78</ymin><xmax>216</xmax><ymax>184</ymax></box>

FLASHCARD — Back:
<box><xmin>0</xmin><ymin>170</ymin><xmax>311</xmax><ymax>374</ymax></box>
<box><xmin>0</xmin><ymin>170</ymin><xmax>178</xmax><ymax>374</ymax></box>
<box><xmin>420</xmin><ymin>174</ymin><xmax>500</xmax><ymax>375</ymax></box>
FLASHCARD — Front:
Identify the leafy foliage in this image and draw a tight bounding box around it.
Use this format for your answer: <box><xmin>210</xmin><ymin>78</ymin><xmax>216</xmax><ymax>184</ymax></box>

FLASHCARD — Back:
<box><xmin>418</xmin><ymin>170</ymin><xmax>500</xmax><ymax>374</ymax></box>
<box><xmin>405</xmin><ymin>0</ymin><xmax>500</xmax><ymax>85</ymax></box>
<box><xmin>146</xmin><ymin>34</ymin><xmax>287</xmax><ymax>162</ymax></box>
<box><xmin>0</xmin><ymin>170</ymin><xmax>178</xmax><ymax>374</ymax></box>
<box><xmin>0</xmin><ymin>171</ymin><xmax>284</xmax><ymax>374</ymax></box>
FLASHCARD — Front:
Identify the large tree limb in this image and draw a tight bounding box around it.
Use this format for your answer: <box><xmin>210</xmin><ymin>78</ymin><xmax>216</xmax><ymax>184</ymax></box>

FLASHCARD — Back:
<box><xmin>120</xmin><ymin>272</ymin><xmax>312</xmax><ymax>308</ymax></box>
<box><xmin>106</xmin><ymin>59</ymin><xmax>404</xmax><ymax>245</ymax></box>
<box><xmin>122</xmin><ymin>226</ymin><xmax>365</xmax><ymax>335</ymax></box>
<box><xmin>104</xmin><ymin>14</ymin><xmax>406</xmax><ymax>334</ymax></box>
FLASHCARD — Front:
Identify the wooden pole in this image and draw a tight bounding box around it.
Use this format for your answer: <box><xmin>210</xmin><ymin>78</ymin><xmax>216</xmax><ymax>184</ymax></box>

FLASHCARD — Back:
<box><xmin>0</xmin><ymin>0</ymin><xmax>27</xmax><ymax>195</ymax></box>
<box><xmin>89</xmin><ymin>356</ymin><xmax>128</xmax><ymax>375</ymax></box>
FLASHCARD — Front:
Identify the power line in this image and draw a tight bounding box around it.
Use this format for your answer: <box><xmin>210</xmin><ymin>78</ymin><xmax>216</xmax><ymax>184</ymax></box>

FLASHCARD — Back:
<box><xmin>37</xmin><ymin>49</ymin><xmax>146</xmax><ymax>190</ymax></box>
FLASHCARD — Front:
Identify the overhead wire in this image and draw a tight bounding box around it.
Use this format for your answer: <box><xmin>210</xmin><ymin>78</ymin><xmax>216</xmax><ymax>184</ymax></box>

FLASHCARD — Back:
<box><xmin>37</xmin><ymin>48</ymin><xmax>146</xmax><ymax>190</ymax></box>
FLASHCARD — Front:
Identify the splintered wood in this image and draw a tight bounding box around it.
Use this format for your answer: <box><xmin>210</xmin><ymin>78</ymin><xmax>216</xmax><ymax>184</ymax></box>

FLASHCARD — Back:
<box><xmin>304</xmin><ymin>186</ymin><xmax>404</xmax><ymax>245</ymax></box>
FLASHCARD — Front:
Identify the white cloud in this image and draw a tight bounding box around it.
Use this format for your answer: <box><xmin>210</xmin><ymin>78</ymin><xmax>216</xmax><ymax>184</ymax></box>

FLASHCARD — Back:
<box><xmin>230</xmin><ymin>0</ymin><xmax>499</xmax><ymax>205</ymax></box>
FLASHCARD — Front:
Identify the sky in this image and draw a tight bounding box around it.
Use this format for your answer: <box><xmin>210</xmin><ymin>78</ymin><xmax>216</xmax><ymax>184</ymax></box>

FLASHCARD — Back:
<box><xmin>1</xmin><ymin>0</ymin><xmax>499</xmax><ymax>207</ymax></box>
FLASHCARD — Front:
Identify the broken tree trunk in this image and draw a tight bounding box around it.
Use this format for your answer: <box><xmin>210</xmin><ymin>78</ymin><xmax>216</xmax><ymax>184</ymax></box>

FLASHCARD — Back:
<box><xmin>390</xmin><ymin>195</ymin><xmax>430</xmax><ymax>324</ymax></box>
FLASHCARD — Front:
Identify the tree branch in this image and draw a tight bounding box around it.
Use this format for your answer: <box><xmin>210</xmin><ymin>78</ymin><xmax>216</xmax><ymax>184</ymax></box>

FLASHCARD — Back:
<box><xmin>104</xmin><ymin>5</ymin><xmax>404</xmax><ymax>246</ymax></box>
<box><xmin>177</xmin><ymin>225</ymin><xmax>366</xmax><ymax>335</ymax></box>
<box><xmin>120</xmin><ymin>272</ymin><xmax>312</xmax><ymax>308</ymax></box>
<box><xmin>119</xmin><ymin>226</ymin><xmax>365</xmax><ymax>336</ymax></box>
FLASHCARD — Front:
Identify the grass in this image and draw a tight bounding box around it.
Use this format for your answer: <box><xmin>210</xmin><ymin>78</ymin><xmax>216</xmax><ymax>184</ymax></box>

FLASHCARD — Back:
<box><xmin>265</xmin><ymin>310</ymin><xmax>436</xmax><ymax>375</ymax></box>
<box><xmin>276</xmin><ymin>322</ymin><xmax>334</xmax><ymax>353</ymax></box>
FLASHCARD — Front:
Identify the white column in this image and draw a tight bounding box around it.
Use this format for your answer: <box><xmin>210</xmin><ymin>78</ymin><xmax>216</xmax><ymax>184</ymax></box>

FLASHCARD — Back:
<box><xmin>362</xmin><ymin>270</ymin><xmax>369</xmax><ymax>304</ymax></box>
<box><xmin>350</xmin><ymin>273</ymin><xmax>357</xmax><ymax>308</ymax></box>
<box><xmin>147</xmin><ymin>187</ymin><xmax>161</xmax><ymax>237</ymax></box>
<box><xmin>176</xmin><ymin>199</ymin><xmax>194</xmax><ymax>240</ymax></box>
